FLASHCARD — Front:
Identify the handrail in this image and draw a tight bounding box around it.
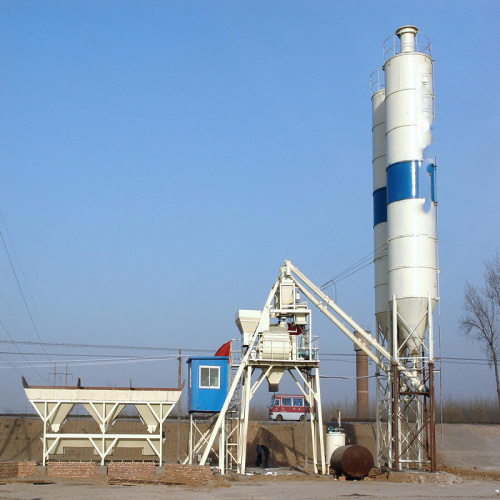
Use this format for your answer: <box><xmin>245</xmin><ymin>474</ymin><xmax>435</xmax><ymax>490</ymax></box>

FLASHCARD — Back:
<box><xmin>370</xmin><ymin>69</ymin><xmax>385</xmax><ymax>96</ymax></box>
<box><xmin>383</xmin><ymin>31</ymin><xmax>431</xmax><ymax>61</ymax></box>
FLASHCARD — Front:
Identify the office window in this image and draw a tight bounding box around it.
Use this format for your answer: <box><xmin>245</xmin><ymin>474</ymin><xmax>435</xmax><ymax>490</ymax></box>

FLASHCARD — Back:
<box><xmin>199</xmin><ymin>366</ymin><xmax>220</xmax><ymax>389</ymax></box>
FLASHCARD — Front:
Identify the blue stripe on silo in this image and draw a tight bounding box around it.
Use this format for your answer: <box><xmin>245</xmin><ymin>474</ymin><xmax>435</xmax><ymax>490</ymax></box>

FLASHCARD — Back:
<box><xmin>386</xmin><ymin>160</ymin><xmax>420</xmax><ymax>203</ymax></box>
<box><xmin>373</xmin><ymin>187</ymin><xmax>387</xmax><ymax>226</ymax></box>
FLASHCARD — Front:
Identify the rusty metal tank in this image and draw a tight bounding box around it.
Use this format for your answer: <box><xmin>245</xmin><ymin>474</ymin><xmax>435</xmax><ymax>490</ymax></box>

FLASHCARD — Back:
<box><xmin>330</xmin><ymin>445</ymin><xmax>374</xmax><ymax>479</ymax></box>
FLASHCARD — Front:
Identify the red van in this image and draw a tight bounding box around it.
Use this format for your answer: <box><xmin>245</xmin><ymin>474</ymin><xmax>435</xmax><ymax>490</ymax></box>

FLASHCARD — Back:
<box><xmin>269</xmin><ymin>394</ymin><xmax>313</xmax><ymax>421</ymax></box>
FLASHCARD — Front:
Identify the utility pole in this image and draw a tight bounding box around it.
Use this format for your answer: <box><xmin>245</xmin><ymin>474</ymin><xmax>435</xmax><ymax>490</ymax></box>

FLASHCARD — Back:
<box><xmin>177</xmin><ymin>349</ymin><xmax>181</xmax><ymax>462</ymax></box>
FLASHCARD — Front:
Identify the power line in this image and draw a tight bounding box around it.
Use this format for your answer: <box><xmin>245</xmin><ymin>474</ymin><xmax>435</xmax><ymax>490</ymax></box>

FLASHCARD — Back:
<box><xmin>0</xmin><ymin>343</ymin><xmax>493</xmax><ymax>368</ymax></box>
<box><xmin>0</xmin><ymin>340</ymin><xmax>493</xmax><ymax>365</ymax></box>
<box><xmin>0</xmin><ymin>318</ymin><xmax>49</xmax><ymax>382</ymax></box>
<box><xmin>0</xmin><ymin>350</ymin><xmax>175</xmax><ymax>358</ymax></box>
<box><xmin>0</xmin><ymin>339</ymin><xmax>214</xmax><ymax>353</ymax></box>
<box><xmin>0</xmin><ymin>209</ymin><xmax>54</xmax><ymax>345</ymax></box>
<box><xmin>0</xmin><ymin>225</ymin><xmax>51</xmax><ymax>365</ymax></box>
<box><xmin>0</xmin><ymin>354</ymin><xmax>182</xmax><ymax>370</ymax></box>
<box><xmin>320</xmin><ymin>243</ymin><xmax>387</xmax><ymax>290</ymax></box>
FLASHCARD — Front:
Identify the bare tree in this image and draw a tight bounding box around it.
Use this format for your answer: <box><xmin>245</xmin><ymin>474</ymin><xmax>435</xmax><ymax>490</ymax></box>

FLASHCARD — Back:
<box><xmin>459</xmin><ymin>253</ymin><xmax>500</xmax><ymax>411</ymax></box>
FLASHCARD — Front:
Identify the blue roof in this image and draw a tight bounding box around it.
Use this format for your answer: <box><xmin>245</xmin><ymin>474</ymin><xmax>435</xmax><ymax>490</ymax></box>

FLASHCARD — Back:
<box><xmin>187</xmin><ymin>356</ymin><xmax>229</xmax><ymax>363</ymax></box>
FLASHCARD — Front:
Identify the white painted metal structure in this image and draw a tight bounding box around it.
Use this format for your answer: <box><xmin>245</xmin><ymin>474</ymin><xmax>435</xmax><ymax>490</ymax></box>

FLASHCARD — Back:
<box><xmin>189</xmin><ymin>263</ymin><xmax>326</xmax><ymax>475</ymax></box>
<box><xmin>23</xmin><ymin>380</ymin><xmax>182</xmax><ymax>465</ymax></box>
<box><xmin>371</xmin><ymin>26</ymin><xmax>437</xmax><ymax>471</ymax></box>
<box><xmin>192</xmin><ymin>258</ymin><xmax>431</xmax><ymax>475</ymax></box>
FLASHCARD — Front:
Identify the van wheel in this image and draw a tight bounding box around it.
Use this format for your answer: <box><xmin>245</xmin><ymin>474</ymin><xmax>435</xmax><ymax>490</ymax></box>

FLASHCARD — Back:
<box><xmin>299</xmin><ymin>415</ymin><xmax>305</xmax><ymax>422</ymax></box>
<box><xmin>276</xmin><ymin>414</ymin><xmax>283</xmax><ymax>421</ymax></box>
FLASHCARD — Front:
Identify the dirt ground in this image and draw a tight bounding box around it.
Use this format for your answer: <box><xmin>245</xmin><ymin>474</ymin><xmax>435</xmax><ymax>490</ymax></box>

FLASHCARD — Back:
<box><xmin>1</xmin><ymin>470</ymin><xmax>500</xmax><ymax>500</ymax></box>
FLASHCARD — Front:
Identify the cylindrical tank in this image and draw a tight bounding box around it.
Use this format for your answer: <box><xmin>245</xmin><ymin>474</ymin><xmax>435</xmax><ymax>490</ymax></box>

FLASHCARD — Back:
<box><xmin>330</xmin><ymin>445</ymin><xmax>374</xmax><ymax>479</ymax></box>
<box><xmin>383</xmin><ymin>25</ymin><xmax>438</xmax><ymax>354</ymax></box>
<box><xmin>325</xmin><ymin>429</ymin><xmax>346</xmax><ymax>465</ymax></box>
<box><xmin>371</xmin><ymin>84</ymin><xmax>389</xmax><ymax>343</ymax></box>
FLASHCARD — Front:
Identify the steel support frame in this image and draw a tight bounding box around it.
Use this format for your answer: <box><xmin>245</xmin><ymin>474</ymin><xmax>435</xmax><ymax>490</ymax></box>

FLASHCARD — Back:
<box><xmin>191</xmin><ymin>270</ymin><xmax>327</xmax><ymax>475</ymax></box>
<box><xmin>29</xmin><ymin>398</ymin><xmax>176</xmax><ymax>465</ymax></box>
<box><xmin>195</xmin><ymin>276</ymin><xmax>282</xmax><ymax>471</ymax></box>
<box><xmin>389</xmin><ymin>295</ymin><xmax>436</xmax><ymax>472</ymax></box>
<box><xmin>232</xmin><ymin>363</ymin><xmax>326</xmax><ymax>475</ymax></box>
<box><xmin>285</xmin><ymin>260</ymin><xmax>436</xmax><ymax>472</ymax></box>
<box><xmin>191</xmin><ymin>260</ymin><xmax>436</xmax><ymax>474</ymax></box>
<box><xmin>185</xmin><ymin>410</ymin><xmax>240</xmax><ymax>474</ymax></box>
<box><xmin>375</xmin><ymin>320</ymin><xmax>392</xmax><ymax>468</ymax></box>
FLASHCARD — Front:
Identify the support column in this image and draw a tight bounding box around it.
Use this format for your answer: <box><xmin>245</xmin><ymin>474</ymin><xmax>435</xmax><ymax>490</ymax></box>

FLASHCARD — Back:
<box><xmin>308</xmin><ymin>373</ymin><xmax>317</xmax><ymax>473</ymax></box>
<box><xmin>43</xmin><ymin>401</ymin><xmax>47</xmax><ymax>466</ymax></box>
<box><xmin>392</xmin><ymin>363</ymin><xmax>400</xmax><ymax>472</ymax></box>
<box><xmin>159</xmin><ymin>403</ymin><xmax>163</xmax><ymax>466</ymax></box>
<box><xmin>429</xmin><ymin>362</ymin><xmax>436</xmax><ymax>472</ymax></box>
<box><xmin>188</xmin><ymin>414</ymin><xmax>193</xmax><ymax>464</ymax></box>
<box><xmin>219</xmin><ymin>419</ymin><xmax>225</xmax><ymax>475</ymax></box>
<box><xmin>375</xmin><ymin>365</ymin><xmax>381</xmax><ymax>468</ymax></box>
<box><xmin>101</xmin><ymin>402</ymin><xmax>105</xmax><ymax>466</ymax></box>
<box><xmin>314</xmin><ymin>368</ymin><xmax>326</xmax><ymax>474</ymax></box>
<box><xmin>238</xmin><ymin>365</ymin><xmax>252</xmax><ymax>474</ymax></box>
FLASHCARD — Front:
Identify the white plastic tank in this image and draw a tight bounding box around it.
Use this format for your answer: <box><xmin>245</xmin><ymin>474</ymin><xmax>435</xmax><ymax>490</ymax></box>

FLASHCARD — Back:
<box><xmin>325</xmin><ymin>428</ymin><xmax>346</xmax><ymax>466</ymax></box>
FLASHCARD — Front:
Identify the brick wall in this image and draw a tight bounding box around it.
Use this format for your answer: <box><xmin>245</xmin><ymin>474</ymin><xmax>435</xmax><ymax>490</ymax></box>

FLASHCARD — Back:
<box><xmin>17</xmin><ymin>461</ymin><xmax>37</xmax><ymax>478</ymax></box>
<box><xmin>107</xmin><ymin>462</ymin><xmax>155</xmax><ymax>480</ymax></box>
<box><xmin>0</xmin><ymin>461</ymin><xmax>37</xmax><ymax>478</ymax></box>
<box><xmin>47</xmin><ymin>462</ymin><xmax>95</xmax><ymax>478</ymax></box>
<box><xmin>164</xmin><ymin>464</ymin><xmax>213</xmax><ymax>483</ymax></box>
<box><xmin>0</xmin><ymin>462</ymin><xmax>18</xmax><ymax>478</ymax></box>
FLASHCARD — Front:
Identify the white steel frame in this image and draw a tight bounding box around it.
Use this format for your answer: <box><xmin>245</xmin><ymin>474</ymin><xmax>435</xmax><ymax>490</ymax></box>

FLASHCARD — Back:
<box><xmin>187</xmin><ymin>259</ymin><xmax>436</xmax><ymax>473</ymax></box>
<box><xmin>283</xmin><ymin>261</ymin><xmax>435</xmax><ymax>471</ymax></box>
<box><xmin>189</xmin><ymin>267</ymin><xmax>327</xmax><ymax>475</ymax></box>
<box><xmin>389</xmin><ymin>294</ymin><xmax>436</xmax><ymax>471</ymax></box>
<box><xmin>24</xmin><ymin>387</ymin><xmax>181</xmax><ymax>465</ymax></box>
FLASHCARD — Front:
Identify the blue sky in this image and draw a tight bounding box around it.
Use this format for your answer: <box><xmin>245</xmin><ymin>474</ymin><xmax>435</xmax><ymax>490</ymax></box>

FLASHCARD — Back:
<box><xmin>0</xmin><ymin>1</ymin><xmax>499</xmax><ymax>412</ymax></box>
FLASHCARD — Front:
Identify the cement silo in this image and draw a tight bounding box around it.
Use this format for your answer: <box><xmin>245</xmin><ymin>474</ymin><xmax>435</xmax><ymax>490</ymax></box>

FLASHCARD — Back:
<box><xmin>371</xmin><ymin>75</ymin><xmax>388</xmax><ymax>345</ymax></box>
<box><xmin>371</xmin><ymin>25</ymin><xmax>438</xmax><ymax>471</ymax></box>
<box><xmin>384</xmin><ymin>26</ymin><xmax>438</xmax><ymax>358</ymax></box>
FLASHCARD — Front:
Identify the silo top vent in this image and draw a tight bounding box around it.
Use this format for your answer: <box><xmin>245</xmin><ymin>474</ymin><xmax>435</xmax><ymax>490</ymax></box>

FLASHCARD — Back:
<box><xmin>395</xmin><ymin>25</ymin><xmax>418</xmax><ymax>53</ymax></box>
<box><xmin>383</xmin><ymin>25</ymin><xmax>431</xmax><ymax>61</ymax></box>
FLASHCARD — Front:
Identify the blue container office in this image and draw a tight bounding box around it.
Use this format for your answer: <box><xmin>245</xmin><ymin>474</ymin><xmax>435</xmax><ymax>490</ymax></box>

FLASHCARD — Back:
<box><xmin>187</xmin><ymin>356</ymin><xmax>229</xmax><ymax>413</ymax></box>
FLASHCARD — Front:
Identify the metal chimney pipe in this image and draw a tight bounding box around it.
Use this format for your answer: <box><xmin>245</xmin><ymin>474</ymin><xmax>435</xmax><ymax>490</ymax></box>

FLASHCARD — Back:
<box><xmin>396</xmin><ymin>25</ymin><xmax>418</xmax><ymax>53</ymax></box>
